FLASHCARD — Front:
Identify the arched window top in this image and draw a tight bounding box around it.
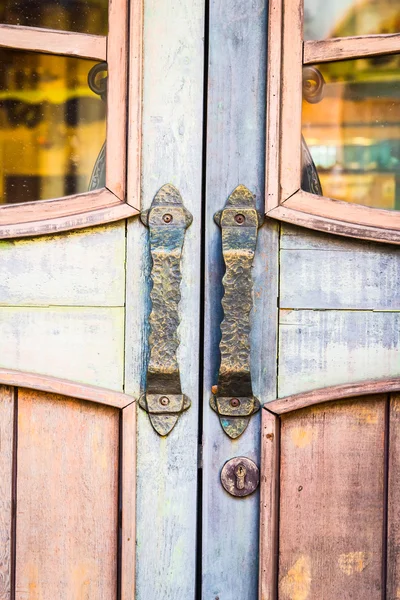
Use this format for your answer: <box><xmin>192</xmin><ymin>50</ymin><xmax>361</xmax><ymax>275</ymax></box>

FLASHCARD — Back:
<box><xmin>266</xmin><ymin>0</ymin><xmax>400</xmax><ymax>244</ymax></box>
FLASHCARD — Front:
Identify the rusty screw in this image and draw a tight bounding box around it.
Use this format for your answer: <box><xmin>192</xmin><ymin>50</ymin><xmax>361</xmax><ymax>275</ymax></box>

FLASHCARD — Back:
<box><xmin>160</xmin><ymin>396</ymin><xmax>170</xmax><ymax>406</ymax></box>
<box><xmin>235</xmin><ymin>213</ymin><xmax>245</xmax><ymax>224</ymax></box>
<box><xmin>163</xmin><ymin>213</ymin><xmax>173</xmax><ymax>223</ymax></box>
<box><xmin>230</xmin><ymin>397</ymin><xmax>240</xmax><ymax>408</ymax></box>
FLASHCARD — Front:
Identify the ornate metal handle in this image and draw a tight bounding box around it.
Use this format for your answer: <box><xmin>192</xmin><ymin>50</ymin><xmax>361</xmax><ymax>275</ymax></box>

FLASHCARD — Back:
<box><xmin>210</xmin><ymin>185</ymin><xmax>263</xmax><ymax>439</ymax></box>
<box><xmin>139</xmin><ymin>184</ymin><xmax>192</xmax><ymax>436</ymax></box>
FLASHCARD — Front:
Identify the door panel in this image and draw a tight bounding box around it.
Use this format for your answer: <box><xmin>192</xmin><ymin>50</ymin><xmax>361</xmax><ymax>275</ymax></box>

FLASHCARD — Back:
<box><xmin>388</xmin><ymin>394</ymin><xmax>400</xmax><ymax>598</ymax></box>
<box><xmin>16</xmin><ymin>388</ymin><xmax>119</xmax><ymax>600</ymax></box>
<box><xmin>260</xmin><ymin>392</ymin><xmax>398</xmax><ymax>599</ymax></box>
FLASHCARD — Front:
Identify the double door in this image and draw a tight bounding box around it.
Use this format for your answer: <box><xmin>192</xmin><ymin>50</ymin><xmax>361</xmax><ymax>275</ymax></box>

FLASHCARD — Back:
<box><xmin>0</xmin><ymin>0</ymin><xmax>400</xmax><ymax>599</ymax></box>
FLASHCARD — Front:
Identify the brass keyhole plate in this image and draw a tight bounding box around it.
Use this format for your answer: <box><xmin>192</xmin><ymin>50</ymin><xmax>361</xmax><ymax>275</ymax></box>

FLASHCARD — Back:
<box><xmin>220</xmin><ymin>456</ymin><xmax>260</xmax><ymax>498</ymax></box>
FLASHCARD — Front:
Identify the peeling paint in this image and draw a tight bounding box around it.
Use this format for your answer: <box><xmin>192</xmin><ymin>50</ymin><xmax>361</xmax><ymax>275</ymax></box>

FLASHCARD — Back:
<box><xmin>290</xmin><ymin>427</ymin><xmax>314</xmax><ymax>448</ymax></box>
<box><xmin>280</xmin><ymin>555</ymin><xmax>311</xmax><ymax>600</ymax></box>
<box><xmin>338</xmin><ymin>551</ymin><xmax>372</xmax><ymax>575</ymax></box>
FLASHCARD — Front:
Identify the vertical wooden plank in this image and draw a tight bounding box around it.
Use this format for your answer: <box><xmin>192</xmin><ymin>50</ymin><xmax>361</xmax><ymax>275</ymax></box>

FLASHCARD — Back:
<box><xmin>203</xmin><ymin>0</ymin><xmax>279</xmax><ymax>598</ymax></box>
<box><xmin>279</xmin><ymin>396</ymin><xmax>386</xmax><ymax>599</ymax></box>
<box><xmin>16</xmin><ymin>389</ymin><xmax>119</xmax><ymax>600</ymax></box>
<box><xmin>387</xmin><ymin>393</ymin><xmax>400</xmax><ymax>599</ymax></box>
<box><xmin>121</xmin><ymin>402</ymin><xmax>136</xmax><ymax>600</ymax></box>
<box><xmin>259</xmin><ymin>409</ymin><xmax>279</xmax><ymax>600</ymax></box>
<box><xmin>0</xmin><ymin>386</ymin><xmax>14</xmax><ymax>600</ymax></box>
<box><xmin>125</xmin><ymin>0</ymin><xmax>204</xmax><ymax>597</ymax></box>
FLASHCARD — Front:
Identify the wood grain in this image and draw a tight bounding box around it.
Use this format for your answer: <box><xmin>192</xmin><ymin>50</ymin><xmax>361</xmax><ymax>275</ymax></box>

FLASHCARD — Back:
<box><xmin>121</xmin><ymin>402</ymin><xmax>136</xmax><ymax>600</ymax></box>
<box><xmin>279</xmin><ymin>0</ymin><xmax>302</xmax><ymax>199</ymax></box>
<box><xmin>259</xmin><ymin>409</ymin><xmax>279</xmax><ymax>600</ymax></box>
<box><xmin>268</xmin><ymin>204</ymin><xmax>400</xmax><ymax>245</ymax></box>
<box><xmin>0</xmin><ymin>369</ymin><xmax>132</xmax><ymax>409</ymax></box>
<box><xmin>0</xmin><ymin>306</ymin><xmax>125</xmax><ymax>391</ymax></box>
<box><xmin>126</xmin><ymin>0</ymin><xmax>204</xmax><ymax>596</ymax></box>
<box><xmin>15</xmin><ymin>389</ymin><xmax>119</xmax><ymax>600</ymax></box>
<box><xmin>126</xmin><ymin>0</ymin><xmax>143</xmax><ymax>210</ymax></box>
<box><xmin>0</xmin><ymin>24</ymin><xmax>106</xmax><ymax>60</ymax></box>
<box><xmin>267</xmin><ymin>378</ymin><xmax>400</xmax><ymax>415</ymax></box>
<box><xmin>105</xmin><ymin>0</ymin><xmax>128</xmax><ymax>199</ymax></box>
<box><xmin>265</xmin><ymin>0</ymin><xmax>283</xmax><ymax>212</ymax></box>
<box><xmin>279</xmin><ymin>396</ymin><xmax>386</xmax><ymax>599</ymax></box>
<box><xmin>278</xmin><ymin>309</ymin><xmax>400</xmax><ymax>397</ymax></box>
<box><xmin>387</xmin><ymin>393</ymin><xmax>400</xmax><ymax>599</ymax></box>
<box><xmin>304</xmin><ymin>34</ymin><xmax>400</xmax><ymax>65</ymax></box>
<box><xmin>280</xmin><ymin>225</ymin><xmax>400</xmax><ymax>310</ymax></box>
<box><xmin>202</xmin><ymin>0</ymin><xmax>278</xmax><ymax>598</ymax></box>
<box><xmin>0</xmin><ymin>223</ymin><xmax>126</xmax><ymax>307</ymax></box>
<box><xmin>0</xmin><ymin>386</ymin><xmax>14</xmax><ymax>600</ymax></box>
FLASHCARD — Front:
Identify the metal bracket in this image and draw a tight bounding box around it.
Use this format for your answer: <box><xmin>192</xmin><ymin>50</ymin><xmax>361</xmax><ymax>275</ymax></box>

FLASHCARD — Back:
<box><xmin>140</xmin><ymin>184</ymin><xmax>192</xmax><ymax>436</ymax></box>
<box><xmin>210</xmin><ymin>185</ymin><xmax>263</xmax><ymax>439</ymax></box>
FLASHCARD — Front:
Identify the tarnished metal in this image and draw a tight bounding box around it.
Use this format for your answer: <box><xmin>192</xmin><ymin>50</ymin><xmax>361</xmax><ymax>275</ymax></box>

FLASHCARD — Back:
<box><xmin>139</xmin><ymin>184</ymin><xmax>192</xmax><ymax>436</ymax></box>
<box><xmin>220</xmin><ymin>457</ymin><xmax>260</xmax><ymax>498</ymax></box>
<box><xmin>88</xmin><ymin>62</ymin><xmax>108</xmax><ymax>191</ymax></box>
<box><xmin>301</xmin><ymin>136</ymin><xmax>323</xmax><ymax>196</ymax></box>
<box><xmin>302</xmin><ymin>66</ymin><xmax>325</xmax><ymax>104</ymax></box>
<box><xmin>210</xmin><ymin>185</ymin><xmax>263</xmax><ymax>439</ymax></box>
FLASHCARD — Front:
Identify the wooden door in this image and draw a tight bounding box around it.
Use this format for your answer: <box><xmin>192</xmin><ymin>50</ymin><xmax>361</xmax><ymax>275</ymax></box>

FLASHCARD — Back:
<box><xmin>259</xmin><ymin>383</ymin><xmax>400</xmax><ymax>599</ymax></box>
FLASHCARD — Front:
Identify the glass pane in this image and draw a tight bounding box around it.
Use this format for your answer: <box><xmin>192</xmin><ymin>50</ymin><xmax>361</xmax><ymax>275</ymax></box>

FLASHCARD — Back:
<box><xmin>304</xmin><ymin>0</ymin><xmax>400</xmax><ymax>40</ymax></box>
<box><xmin>0</xmin><ymin>49</ymin><xmax>106</xmax><ymax>205</ymax></box>
<box><xmin>0</xmin><ymin>0</ymin><xmax>108</xmax><ymax>35</ymax></box>
<box><xmin>302</xmin><ymin>57</ymin><xmax>400</xmax><ymax>210</ymax></box>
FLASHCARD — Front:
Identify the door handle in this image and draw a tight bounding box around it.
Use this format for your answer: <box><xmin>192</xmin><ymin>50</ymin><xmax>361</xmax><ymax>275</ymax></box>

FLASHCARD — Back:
<box><xmin>210</xmin><ymin>185</ymin><xmax>263</xmax><ymax>439</ymax></box>
<box><xmin>139</xmin><ymin>184</ymin><xmax>192</xmax><ymax>436</ymax></box>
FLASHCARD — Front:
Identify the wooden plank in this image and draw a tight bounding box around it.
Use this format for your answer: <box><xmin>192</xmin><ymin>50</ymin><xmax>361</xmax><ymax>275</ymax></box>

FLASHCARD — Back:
<box><xmin>203</xmin><ymin>0</ymin><xmax>279</xmax><ymax>598</ymax></box>
<box><xmin>125</xmin><ymin>0</ymin><xmax>204</xmax><ymax>596</ymax></box>
<box><xmin>0</xmin><ymin>24</ymin><xmax>106</xmax><ymax>60</ymax></box>
<box><xmin>267</xmin><ymin>378</ymin><xmax>400</xmax><ymax>415</ymax></box>
<box><xmin>15</xmin><ymin>388</ymin><xmax>119</xmax><ymax>600</ymax></box>
<box><xmin>0</xmin><ymin>370</ymin><xmax>132</xmax><ymax>409</ymax></box>
<box><xmin>0</xmin><ymin>223</ymin><xmax>126</xmax><ymax>307</ymax></box>
<box><xmin>0</xmin><ymin>307</ymin><xmax>125</xmax><ymax>391</ymax></box>
<box><xmin>279</xmin><ymin>0</ymin><xmax>302</xmax><ymax>199</ymax></box>
<box><xmin>388</xmin><ymin>393</ymin><xmax>400</xmax><ymax>599</ymax></box>
<box><xmin>279</xmin><ymin>396</ymin><xmax>386</xmax><ymax>599</ymax></box>
<box><xmin>304</xmin><ymin>34</ymin><xmax>400</xmax><ymax>65</ymax></box>
<box><xmin>121</xmin><ymin>402</ymin><xmax>136</xmax><ymax>600</ymax></box>
<box><xmin>265</xmin><ymin>0</ymin><xmax>283</xmax><ymax>212</ymax></box>
<box><xmin>279</xmin><ymin>309</ymin><xmax>400</xmax><ymax>397</ymax></box>
<box><xmin>0</xmin><ymin>386</ymin><xmax>14</xmax><ymax>600</ymax></box>
<box><xmin>280</xmin><ymin>227</ymin><xmax>400</xmax><ymax>310</ymax></box>
<box><xmin>259</xmin><ymin>409</ymin><xmax>279</xmax><ymax>600</ymax></box>
<box><xmin>105</xmin><ymin>0</ymin><xmax>128</xmax><ymax>199</ymax></box>
<box><xmin>126</xmin><ymin>0</ymin><xmax>143</xmax><ymax>210</ymax></box>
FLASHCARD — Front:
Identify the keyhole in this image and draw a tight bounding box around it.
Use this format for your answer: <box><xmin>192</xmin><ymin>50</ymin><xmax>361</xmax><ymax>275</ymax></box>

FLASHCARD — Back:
<box><xmin>235</xmin><ymin>464</ymin><xmax>246</xmax><ymax>490</ymax></box>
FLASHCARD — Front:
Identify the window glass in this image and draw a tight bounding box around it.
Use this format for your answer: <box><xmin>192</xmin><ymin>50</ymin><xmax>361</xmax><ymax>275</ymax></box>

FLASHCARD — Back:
<box><xmin>304</xmin><ymin>0</ymin><xmax>400</xmax><ymax>40</ymax></box>
<box><xmin>0</xmin><ymin>0</ymin><xmax>108</xmax><ymax>35</ymax></box>
<box><xmin>0</xmin><ymin>49</ymin><xmax>106</xmax><ymax>205</ymax></box>
<box><xmin>302</xmin><ymin>56</ymin><xmax>400</xmax><ymax>210</ymax></box>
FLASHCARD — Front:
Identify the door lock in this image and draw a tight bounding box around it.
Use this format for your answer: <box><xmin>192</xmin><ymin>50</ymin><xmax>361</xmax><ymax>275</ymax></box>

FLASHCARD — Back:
<box><xmin>220</xmin><ymin>457</ymin><xmax>260</xmax><ymax>497</ymax></box>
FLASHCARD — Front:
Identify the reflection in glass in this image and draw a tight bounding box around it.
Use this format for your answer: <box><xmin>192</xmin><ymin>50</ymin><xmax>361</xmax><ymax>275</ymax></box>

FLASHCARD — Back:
<box><xmin>0</xmin><ymin>49</ymin><xmax>106</xmax><ymax>205</ymax></box>
<box><xmin>0</xmin><ymin>0</ymin><xmax>108</xmax><ymax>35</ymax></box>
<box><xmin>302</xmin><ymin>55</ymin><xmax>400</xmax><ymax>210</ymax></box>
<box><xmin>304</xmin><ymin>0</ymin><xmax>400</xmax><ymax>40</ymax></box>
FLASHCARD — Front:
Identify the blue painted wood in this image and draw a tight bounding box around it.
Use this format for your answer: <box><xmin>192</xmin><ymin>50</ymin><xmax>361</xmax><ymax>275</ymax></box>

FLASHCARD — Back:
<box><xmin>203</xmin><ymin>1</ymin><xmax>278</xmax><ymax>598</ymax></box>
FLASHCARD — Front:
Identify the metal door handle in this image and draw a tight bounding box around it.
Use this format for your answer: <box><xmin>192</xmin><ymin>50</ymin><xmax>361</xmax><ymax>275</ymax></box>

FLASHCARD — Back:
<box><xmin>139</xmin><ymin>184</ymin><xmax>192</xmax><ymax>436</ymax></box>
<box><xmin>210</xmin><ymin>185</ymin><xmax>263</xmax><ymax>439</ymax></box>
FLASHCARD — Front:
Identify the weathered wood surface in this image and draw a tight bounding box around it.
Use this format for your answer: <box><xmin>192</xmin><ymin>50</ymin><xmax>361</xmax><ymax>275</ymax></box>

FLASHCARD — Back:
<box><xmin>125</xmin><ymin>0</ymin><xmax>204</xmax><ymax>596</ymax></box>
<box><xmin>279</xmin><ymin>309</ymin><xmax>400</xmax><ymax>396</ymax></box>
<box><xmin>0</xmin><ymin>386</ymin><xmax>14</xmax><ymax>600</ymax></box>
<box><xmin>0</xmin><ymin>224</ymin><xmax>126</xmax><ymax>307</ymax></box>
<box><xmin>280</xmin><ymin>225</ymin><xmax>400</xmax><ymax>310</ymax></box>
<box><xmin>279</xmin><ymin>396</ymin><xmax>386</xmax><ymax>599</ymax></box>
<box><xmin>15</xmin><ymin>389</ymin><xmax>119</xmax><ymax>599</ymax></box>
<box><xmin>0</xmin><ymin>307</ymin><xmax>125</xmax><ymax>390</ymax></box>
<box><xmin>387</xmin><ymin>393</ymin><xmax>400</xmax><ymax>599</ymax></box>
<box><xmin>259</xmin><ymin>409</ymin><xmax>279</xmax><ymax>600</ymax></box>
<box><xmin>121</xmin><ymin>402</ymin><xmax>136</xmax><ymax>600</ymax></box>
<box><xmin>203</xmin><ymin>0</ymin><xmax>279</xmax><ymax>598</ymax></box>
<box><xmin>304</xmin><ymin>33</ymin><xmax>400</xmax><ymax>65</ymax></box>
